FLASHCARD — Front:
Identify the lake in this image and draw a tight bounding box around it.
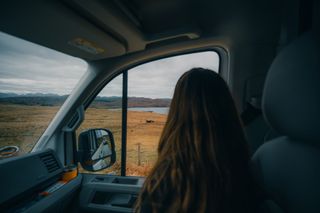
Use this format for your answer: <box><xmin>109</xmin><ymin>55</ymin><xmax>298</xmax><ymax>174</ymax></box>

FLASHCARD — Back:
<box><xmin>128</xmin><ymin>107</ymin><xmax>169</xmax><ymax>115</ymax></box>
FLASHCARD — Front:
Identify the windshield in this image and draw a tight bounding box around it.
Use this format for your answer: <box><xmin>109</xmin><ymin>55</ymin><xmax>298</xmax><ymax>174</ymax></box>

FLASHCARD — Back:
<box><xmin>0</xmin><ymin>32</ymin><xmax>87</xmax><ymax>157</ymax></box>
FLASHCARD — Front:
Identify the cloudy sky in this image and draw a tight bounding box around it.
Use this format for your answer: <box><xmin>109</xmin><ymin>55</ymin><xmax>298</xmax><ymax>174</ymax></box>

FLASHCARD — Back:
<box><xmin>0</xmin><ymin>32</ymin><xmax>87</xmax><ymax>95</ymax></box>
<box><xmin>0</xmin><ymin>32</ymin><xmax>219</xmax><ymax>99</ymax></box>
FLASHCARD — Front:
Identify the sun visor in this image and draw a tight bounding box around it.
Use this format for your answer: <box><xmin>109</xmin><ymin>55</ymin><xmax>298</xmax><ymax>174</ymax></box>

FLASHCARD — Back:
<box><xmin>0</xmin><ymin>0</ymin><xmax>126</xmax><ymax>60</ymax></box>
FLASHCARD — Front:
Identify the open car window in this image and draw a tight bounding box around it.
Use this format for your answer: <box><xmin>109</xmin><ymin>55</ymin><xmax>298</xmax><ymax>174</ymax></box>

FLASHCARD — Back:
<box><xmin>77</xmin><ymin>51</ymin><xmax>220</xmax><ymax>176</ymax></box>
<box><xmin>126</xmin><ymin>51</ymin><xmax>219</xmax><ymax>176</ymax></box>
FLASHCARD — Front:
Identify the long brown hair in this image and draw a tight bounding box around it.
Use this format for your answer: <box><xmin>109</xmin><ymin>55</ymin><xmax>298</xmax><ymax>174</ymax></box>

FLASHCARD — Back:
<box><xmin>135</xmin><ymin>68</ymin><xmax>253</xmax><ymax>213</ymax></box>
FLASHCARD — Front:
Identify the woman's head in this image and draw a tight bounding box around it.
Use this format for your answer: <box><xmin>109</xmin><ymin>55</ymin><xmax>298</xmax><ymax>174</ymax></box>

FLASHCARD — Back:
<box><xmin>136</xmin><ymin>68</ymin><xmax>250</xmax><ymax>212</ymax></box>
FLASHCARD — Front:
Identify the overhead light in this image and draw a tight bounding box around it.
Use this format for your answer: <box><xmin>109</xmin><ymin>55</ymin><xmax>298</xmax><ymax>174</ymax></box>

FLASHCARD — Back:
<box><xmin>68</xmin><ymin>38</ymin><xmax>105</xmax><ymax>55</ymax></box>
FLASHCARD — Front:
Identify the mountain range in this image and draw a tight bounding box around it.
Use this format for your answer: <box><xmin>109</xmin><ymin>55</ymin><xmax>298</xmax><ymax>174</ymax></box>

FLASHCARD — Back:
<box><xmin>0</xmin><ymin>93</ymin><xmax>171</xmax><ymax>108</ymax></box>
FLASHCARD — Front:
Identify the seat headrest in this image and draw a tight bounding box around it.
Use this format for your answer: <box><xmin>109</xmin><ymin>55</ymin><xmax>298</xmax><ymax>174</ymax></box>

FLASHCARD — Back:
<box><xmin>262</xmin><ymin>32</ymin><xmax>320</xmax><ymax>142</ymax></box>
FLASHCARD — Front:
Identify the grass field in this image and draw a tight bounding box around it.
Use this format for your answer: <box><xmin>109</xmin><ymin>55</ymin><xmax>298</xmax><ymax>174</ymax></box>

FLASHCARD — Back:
<box><xmin>0</xmin><ymin>103</ymin><xmax>166</xmax><ymax>176</ymax></box>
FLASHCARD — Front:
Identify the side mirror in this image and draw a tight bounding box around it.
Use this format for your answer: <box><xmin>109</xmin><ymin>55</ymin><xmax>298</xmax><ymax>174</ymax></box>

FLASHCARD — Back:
<box><xmin>78</xmin><ymin>128</ymin><xmax>116</xmax><ymax>171</ymax></box>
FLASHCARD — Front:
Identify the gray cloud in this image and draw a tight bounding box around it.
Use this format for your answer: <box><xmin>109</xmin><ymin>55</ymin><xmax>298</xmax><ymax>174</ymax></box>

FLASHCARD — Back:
<box><xmin>126</xmin><ymin>52</ymin><xmax>219</xmax><ymax>98</ymax></box>
<box><xmin>100</xmin><ymin>75</ymin><xmax>123</xmax><ymax>97</ymax></box>
<box><xmin>0</xmin><ymin>32</ymin><xmax>87</xmax><ymax>95</ymax></box>
<box><xmin>0</xmin><ymin>32</ymin><xmax>219</xmax><ymax>98</ymax></box>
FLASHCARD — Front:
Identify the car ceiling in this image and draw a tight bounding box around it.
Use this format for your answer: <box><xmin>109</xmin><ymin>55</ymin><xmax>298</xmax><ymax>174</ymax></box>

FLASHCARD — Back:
<box><xmin>0</xmin><ymin>0</ymin><xmax>283</xmax><ymax>61</ymax></box>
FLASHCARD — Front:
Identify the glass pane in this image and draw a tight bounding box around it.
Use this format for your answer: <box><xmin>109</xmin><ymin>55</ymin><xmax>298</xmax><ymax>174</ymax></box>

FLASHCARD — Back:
<box><xmin>0</xmin><ymin>32</ymin><xmax>87</xmax><ymax>158</ymax></box>
<box><xmin>127</xmin><ymin>51</ymin><xmax>219</xmax><ymax>176</ymax></box>
<box><xmin>77</xmin><ymin>74</ymin><xmax>122</xmax><ymax>175</ymax></box>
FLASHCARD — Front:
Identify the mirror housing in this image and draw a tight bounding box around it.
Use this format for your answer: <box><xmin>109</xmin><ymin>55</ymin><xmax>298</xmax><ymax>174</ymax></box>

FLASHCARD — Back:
<box><xmin>78</xmin><ymin>128</ymin><xmax>116</xmax><ymax>171</ymax></box>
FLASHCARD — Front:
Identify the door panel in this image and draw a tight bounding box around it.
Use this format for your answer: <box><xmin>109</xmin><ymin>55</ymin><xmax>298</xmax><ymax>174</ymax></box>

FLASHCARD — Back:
<box><xmin>78</xmin><ymin>174</ymin><xmax>145</xmax><ymax>213</ymax></box>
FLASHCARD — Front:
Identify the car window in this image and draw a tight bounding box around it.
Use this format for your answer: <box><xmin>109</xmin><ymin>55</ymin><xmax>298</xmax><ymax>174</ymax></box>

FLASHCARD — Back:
<box><xmin>77</xmin><ymin>51</ymin><xmax>219</xmax><ymax>176</ymax></box>
<box><xmin>126</xmin><ymin>51</ymin><xmax>219</xmax><ymax>176</ymax></box>
<box><xmin>0</xmin><ymin>32</ymin><xmax>87</xmax><ymax>158</ymax></box>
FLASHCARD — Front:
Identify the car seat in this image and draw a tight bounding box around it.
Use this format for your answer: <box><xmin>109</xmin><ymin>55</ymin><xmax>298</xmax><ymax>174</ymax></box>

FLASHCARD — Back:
<box><xmin>252</xmin><ymin>32</ymin><xmax>320</xmax><ymax>213</ymax></box>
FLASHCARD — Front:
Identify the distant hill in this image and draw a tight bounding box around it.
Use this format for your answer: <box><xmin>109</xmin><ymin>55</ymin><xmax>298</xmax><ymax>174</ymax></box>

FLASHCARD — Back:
<box><xmin>0</xmin><ymin>93</ymin><xmax>19</xmax><ymax>98</ymax></box>
<box><xmin>0</xmin><ymin>92</ymin><xmax>59</xmax><ymax>98</ymax></box>
<box><xmin>0</xmin><ymin>94</ymin><xmax>68</xmax><ymax>106</ymax></box>
<box><xmin>0</xmin><ymin>93</ymin><xmax>171</xmax><ymax>108</ymax></box>
<box><xmin>128</xmin><ymin>97</ymin><xmax>171</xmax><ymax>108</ymax></box>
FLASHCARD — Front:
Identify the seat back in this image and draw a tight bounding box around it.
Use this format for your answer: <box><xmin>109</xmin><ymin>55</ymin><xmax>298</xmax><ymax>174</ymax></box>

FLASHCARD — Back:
<box><xmin>252</xmin><ymin>32</ymin><xmax>320</xmax><ymax>213</ymax></box>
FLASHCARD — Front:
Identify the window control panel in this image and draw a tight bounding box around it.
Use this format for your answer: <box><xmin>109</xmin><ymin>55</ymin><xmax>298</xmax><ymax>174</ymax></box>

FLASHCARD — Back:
<box><xmin>92</xmin><ymin>192</ymin><xmax>138</xmax><ymax>208</ymax></box>
<box><xmin>80</xmin><ymin>175</ymin><xmax>145</xmax><ymax>212</ymax></box>
<box><xmin>92</xmin><ymin>176</ymin><xmax>139</xmax><ymax>185</ymax></box>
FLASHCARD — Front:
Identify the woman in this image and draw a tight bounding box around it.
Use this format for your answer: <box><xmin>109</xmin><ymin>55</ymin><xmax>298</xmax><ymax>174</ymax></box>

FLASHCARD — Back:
<box><xmin>135</xmin><ymin>68</ymin><xmax>257</xmax><ymax>213</ymax></box>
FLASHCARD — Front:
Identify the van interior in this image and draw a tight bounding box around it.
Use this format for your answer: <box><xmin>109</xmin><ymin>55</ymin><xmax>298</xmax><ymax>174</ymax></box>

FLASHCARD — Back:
<box><xmin>0</xmin><ymin>0</ymin><xmax>319</xmax><ymax>212</ymax></box>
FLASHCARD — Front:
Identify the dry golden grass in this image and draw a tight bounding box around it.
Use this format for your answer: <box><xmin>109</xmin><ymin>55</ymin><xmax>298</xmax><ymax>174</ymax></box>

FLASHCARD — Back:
<box><xmin>0</xmin><ymin>103</ymin><xmax>59</xmax><ymax>153</ymax></box>
<box><xmin>78</xmin><ymin>107</ymin><xmax>167</xmax><ymax>176</ymax></box>
<box><xmin>126</xmin><ymin>110</ymin><xmax>166</xmax><ymax>176</ymax></box>
<box><xmin>0</xmin><ymin>103</ymin><xmax>166</xmax><ymax>176</ymax></box>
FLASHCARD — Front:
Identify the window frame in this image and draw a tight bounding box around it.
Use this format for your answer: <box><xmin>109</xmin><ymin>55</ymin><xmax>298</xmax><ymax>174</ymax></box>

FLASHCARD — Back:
<box><xmin>80</xmin><ymin>48</ymin><xmax>226</xmax><ymax>176</ymax></box>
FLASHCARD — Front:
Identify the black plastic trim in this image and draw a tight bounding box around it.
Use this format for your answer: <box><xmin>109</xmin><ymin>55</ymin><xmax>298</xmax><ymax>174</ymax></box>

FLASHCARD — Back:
<box><xmin>121</xmin><ymin>71</ymin><xmax>128</xmax><ymax>176</ymax></box>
